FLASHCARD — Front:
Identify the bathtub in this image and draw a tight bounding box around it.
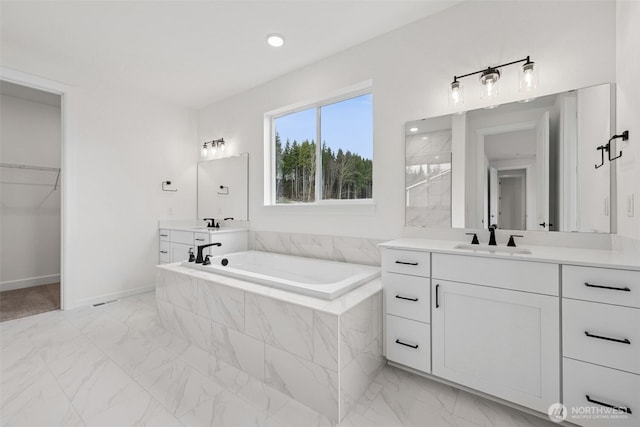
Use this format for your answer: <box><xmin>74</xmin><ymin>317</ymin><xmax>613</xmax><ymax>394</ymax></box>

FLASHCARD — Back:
<box><xmin>181</xmin><ymin>250</ymin><xmax>380</xmax><ymax>300</ymax></box>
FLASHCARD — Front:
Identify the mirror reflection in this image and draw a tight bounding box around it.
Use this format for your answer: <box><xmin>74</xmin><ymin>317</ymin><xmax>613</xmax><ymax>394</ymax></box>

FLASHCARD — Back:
<box><xmin>197</xmin><ymin>153</ymin><xmax>249</xmax><ymax>221</ymax></box>
<box><xmin>406</xmin><ymin>83</ymin><xmax>614</xmax><ymax>233</ymax></box>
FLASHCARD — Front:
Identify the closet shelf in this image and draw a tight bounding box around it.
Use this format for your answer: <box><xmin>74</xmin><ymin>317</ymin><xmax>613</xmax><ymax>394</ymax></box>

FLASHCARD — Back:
<box><xmin>0</xmin><ymin>162</ymin><xmax>62</xmax><ymax>190</ymax></box>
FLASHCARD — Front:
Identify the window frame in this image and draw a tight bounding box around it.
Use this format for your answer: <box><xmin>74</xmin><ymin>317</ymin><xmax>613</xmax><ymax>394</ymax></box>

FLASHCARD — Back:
<box><xmin>265</xmin><ymin>82</ymin><xmax>374</xmax><ymax>207</ymax></box>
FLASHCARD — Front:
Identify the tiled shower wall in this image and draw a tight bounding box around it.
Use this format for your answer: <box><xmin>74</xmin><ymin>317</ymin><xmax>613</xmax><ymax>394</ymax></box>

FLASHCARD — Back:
<box><xmin>249</xmin><ymin>231</ymin><xmax>383</xmax><ymax>266</ymax></box>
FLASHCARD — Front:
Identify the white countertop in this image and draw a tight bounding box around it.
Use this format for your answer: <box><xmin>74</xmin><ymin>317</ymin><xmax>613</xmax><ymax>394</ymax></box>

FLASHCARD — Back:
<box><xmin>160</xmin><ymin>226</ymin><xmax>247</xmax><ymax>234</ymax></box>
<box><xmin>380</xmin><ymin>238</ymin><xmax>640</xmax><ymax>271</ymax></box>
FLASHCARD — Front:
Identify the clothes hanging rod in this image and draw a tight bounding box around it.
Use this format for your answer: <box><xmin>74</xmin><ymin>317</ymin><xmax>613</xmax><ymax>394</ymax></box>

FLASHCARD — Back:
<box><xmin>0</xmin><ymin>162</ymin><xmax>60</xmax><ymax>172</ymax></box>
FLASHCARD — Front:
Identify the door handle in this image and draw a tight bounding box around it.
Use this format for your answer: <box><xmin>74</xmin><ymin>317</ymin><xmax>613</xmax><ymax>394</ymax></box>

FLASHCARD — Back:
<box><xmin>435</xmin><ymin>284</ymin><xmax>440</xmax><ymax>308</ymax></box>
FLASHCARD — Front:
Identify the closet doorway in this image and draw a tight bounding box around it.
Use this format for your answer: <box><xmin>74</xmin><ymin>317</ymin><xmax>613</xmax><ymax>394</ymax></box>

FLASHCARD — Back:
<box><xmin>0</xmin><ymin>81</ymin><xmax>62</xmax><ymax>322</ymax></box>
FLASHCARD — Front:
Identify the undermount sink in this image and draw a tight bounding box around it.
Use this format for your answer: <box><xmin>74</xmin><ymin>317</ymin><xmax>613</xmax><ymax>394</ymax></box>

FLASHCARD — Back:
<box><xmin>453</xmin><ymin>243</ymin><xmax>532</xmax><ymax>255</ymax></box>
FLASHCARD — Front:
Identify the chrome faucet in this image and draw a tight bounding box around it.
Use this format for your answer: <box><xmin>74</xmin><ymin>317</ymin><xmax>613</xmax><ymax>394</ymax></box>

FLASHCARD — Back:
<box><xmin>488</xmin><ymin>226</ymin><xmax>497</xmax><ymax>246</ymax></box>
<box><xmin>196</xmin><ymin>242</ymin><xmax>222</xmax><ymax>263</ymax></box>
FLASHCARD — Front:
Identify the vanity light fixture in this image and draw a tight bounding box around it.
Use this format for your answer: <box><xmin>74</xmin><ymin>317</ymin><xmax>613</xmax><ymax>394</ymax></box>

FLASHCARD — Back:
<box><xmin>449</xmin><ymin>56</ymin><xmax>538</xmax><ymax>107</ymax></box>
<box><xmin>266</xmin><ymin>33</ymin><xmax>285</xmax><ymax>47</ymax></box>
<box><xmin>201</xmin><ymin>138</ymin><xmax>225</xmax><ymax>157</ymax></box>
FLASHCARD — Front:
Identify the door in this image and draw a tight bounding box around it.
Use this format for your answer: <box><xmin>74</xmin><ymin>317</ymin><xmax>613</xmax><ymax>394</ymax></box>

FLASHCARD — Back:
<box><xmin>536</xmin><ymin>111</ymin><xmax>550</xmax><ymax>230</ymax></box>
<box><xmin>432</xmin><ymin>280</ymin><xmax>560</xmax><ymax>413</ymax></box>
<box><xmin>498</xmin><ymin>173</ymin><xmax>526</xmax><ymax>230</ymax></box>
<box><xmin>488</xmin><ymin>167</ymin><xmax>499</xmax><ymax>228</ymax></box>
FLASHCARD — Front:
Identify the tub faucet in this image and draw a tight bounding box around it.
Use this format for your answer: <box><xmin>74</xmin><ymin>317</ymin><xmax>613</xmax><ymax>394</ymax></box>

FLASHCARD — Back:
<box><xmin>196</xmin><ymin>242</ymin><xmax>222</xmax><ymax>263</ymax></box>
<box><xmin>488</xmin><ymin>226</ymin><xmax>497</xmax><ymax>246</ymax></box>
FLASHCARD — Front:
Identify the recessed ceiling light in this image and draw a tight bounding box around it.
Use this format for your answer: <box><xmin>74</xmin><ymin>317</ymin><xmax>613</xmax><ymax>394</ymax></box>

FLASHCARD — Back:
<box><xmin>421</xmin><ymin>136</ymin><xmax>429</xmax><ymax>140</ymax></box>
<box><xmin>409</xmin><ymin>127</ymin><xmax>419</xmax><ymax>132</ymax></box>
<box><xmin>266</xmin><ymin>33</ymin><xmax>285</xmax><ymax>47</ymax></box>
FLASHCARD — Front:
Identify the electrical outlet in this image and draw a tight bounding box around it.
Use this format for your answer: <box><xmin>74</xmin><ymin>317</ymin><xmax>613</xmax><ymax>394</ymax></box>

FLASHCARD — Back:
<box><xmin>627</xmin><ymin>194</ymin><xmax>635</xmax><ymax>217</ymax></box>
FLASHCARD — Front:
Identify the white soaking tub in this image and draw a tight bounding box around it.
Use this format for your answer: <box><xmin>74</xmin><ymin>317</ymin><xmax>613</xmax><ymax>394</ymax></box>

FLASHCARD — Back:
<box><xmin>181</xmin><ymin>250</ymin><xmax>379</xmax><ymax>300</ymax></box>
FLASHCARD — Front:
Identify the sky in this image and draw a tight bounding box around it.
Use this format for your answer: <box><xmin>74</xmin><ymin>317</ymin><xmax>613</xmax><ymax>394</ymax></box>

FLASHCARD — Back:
<box><xmin>274</xmin><ymin>93</ymin><xmax>373</xmax><ymax>160</ymax></box>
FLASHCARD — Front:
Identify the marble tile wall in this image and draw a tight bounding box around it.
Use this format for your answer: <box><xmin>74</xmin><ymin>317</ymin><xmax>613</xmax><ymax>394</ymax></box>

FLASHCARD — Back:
<box><xmin>249</xmin><ymin>231</ymin><xmax>383</xmax><ymax>266</ymax></box>
<box><xmin>156</xmin><ymin>268</ymin><xmax>384</xmax><ymax>421</ymax></box>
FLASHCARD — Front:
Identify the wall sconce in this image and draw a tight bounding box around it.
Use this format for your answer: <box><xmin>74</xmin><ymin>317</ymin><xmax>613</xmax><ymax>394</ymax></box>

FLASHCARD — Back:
<box><xmin>201</xmin><ymin>138</ymin><xmax>225</xmax><ymax>157</ymax></box>
<box><xmin>449</xmin><ymin>56</ymin><xmax>538</xmax><ymax>107</ymax></box>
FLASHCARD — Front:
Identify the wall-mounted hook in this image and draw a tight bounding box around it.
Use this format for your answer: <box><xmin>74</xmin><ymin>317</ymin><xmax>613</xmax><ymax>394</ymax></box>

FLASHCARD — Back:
<box><xmin>217</xmin><ymin>185</ymin><xmax>229</xmax><ymax>195</ymax></box>
<box><xmin>162</xmin><ymin>180</ymin><xmax>177</xmax><ymax>192</ymax></box>
<box><xmin>594</xmin><ymin>145</ymin><xmax>609</xmax><ymax>169</ymax></box>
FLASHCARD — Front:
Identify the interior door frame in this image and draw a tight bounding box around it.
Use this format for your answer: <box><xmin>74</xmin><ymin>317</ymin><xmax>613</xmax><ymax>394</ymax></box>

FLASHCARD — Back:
<box><xmin>1</xmin><ymin>66</ymin><xmax>72</xmax><ymax>310</ymax></box>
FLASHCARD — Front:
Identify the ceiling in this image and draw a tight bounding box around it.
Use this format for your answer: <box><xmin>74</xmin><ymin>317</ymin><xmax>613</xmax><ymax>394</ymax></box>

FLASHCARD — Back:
<box><xmin>484</xmin><ymin>129</ymin><xmax>536</xmax><ymax>161</ymax></box>
<box><xmin>0</xmin><ymin>1</ymin><xmax>461</xmax><ymax>109</ymax></box>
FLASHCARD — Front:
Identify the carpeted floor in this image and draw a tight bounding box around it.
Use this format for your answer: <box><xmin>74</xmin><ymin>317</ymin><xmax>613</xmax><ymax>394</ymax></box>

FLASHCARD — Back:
<box><xmin>0</xmin><ymin>283</ymin><xmax>60</xmax><ymax>322</ymax></box>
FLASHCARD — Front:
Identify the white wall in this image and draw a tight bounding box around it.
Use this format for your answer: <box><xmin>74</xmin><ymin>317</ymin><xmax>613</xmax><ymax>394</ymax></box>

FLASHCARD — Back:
<box><xmin>0</xmin><ymin>93</ymin><xmax>61</xmax><ymax>290</ymax></box>
<box><xmin>63</xmin><ymin>85</ymin><xmax>197</xmax><ymax>307</ymax></box>
<box><xmin>198</xmin><ymin>1</ymin><xmax>616</xmax><ymax>240</ymax></box>
<box><xmin>616</xmin><ymin>0</ymin><xmax>640</xmax><ymax>241</ymax></box>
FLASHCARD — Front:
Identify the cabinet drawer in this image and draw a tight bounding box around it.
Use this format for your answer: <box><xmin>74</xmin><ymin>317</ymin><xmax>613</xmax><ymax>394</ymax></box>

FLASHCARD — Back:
<box><xmin>564</xmin><ymin>358</ymin><xmax>639</xmax><ymax>427</ymax></box>
<box><xmin>385</xmin><ymin>314</ymin><xmax>430</xmax><ymax>373</ymax></box>
<box><xmin>432</xmin><ymin>253</ymin><xmax>558</xmax><ymax>296</ymax></box>
<box><xmin>382</xmin><ymin>249</ymin><xmax>430</xmax><ymax>277</ymax></box>
<box><xmin>563</xmin><ymin>265</ymin><xmax>640</xmax><ymax>309</ymax></box>
<box><xmin>563</xmin><ymin>299</ymin><xmax>640</xmax><ymax>374</ymax></box>
<box><xmin>159</xmin><ymin>241</ymin><xmax>171</xmax><ymax>263</ymax></box>
<box><xmin>159</xmin><ymin>229</ymin><xmax>171</xmax><ymax>241</ymax></box>
<box><xmin>384</xmin><ymin>273</ymin><xmax>430</xmax><ymax>323</ymax></box>
<box><xmin>171</xmin><ymin>230</ymin><xmax>194</xmax><ymax>246</ymax></box>
<box><xmin>193</xmin><ymin>232</ymin><xmax>209</xmax><ymax>245</ymax></box>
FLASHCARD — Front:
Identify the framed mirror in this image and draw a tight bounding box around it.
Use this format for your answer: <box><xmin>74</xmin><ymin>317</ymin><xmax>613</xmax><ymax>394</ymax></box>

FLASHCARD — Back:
<box><xmin>405</xmin><ymin>83</ymin><xmax>614</xmax><ymax>233</ymax></box>
<box><xmin>197</xmin><ymin>153</ymin><xmax>249</xmax><ymax>221</ymax></box>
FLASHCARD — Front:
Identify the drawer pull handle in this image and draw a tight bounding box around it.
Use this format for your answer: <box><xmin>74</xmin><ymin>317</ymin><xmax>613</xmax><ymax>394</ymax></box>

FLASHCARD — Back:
<box><xmin>584</xmin><ymin>282</ymin><xmax>631</xmax><ymax>292</ymax></box>
<box><xmin>395</xmin><ymin>295</ymin><xmax>419</xmax><ymax>302</ymax></box>
<box><xmin>160</xmin><ymin>251</ymin><xmax>168</xmax><ymax>254</ymax></box>
<box><xmin>585</xmin><ymin>395</ymin><xmax>632</xmax><ymax>414</ymax></box>
<box><xmin>435</xmin><ymin>284</ymin><xmax>440</xmax><ymax>308</ymax></box>
<box><xmin>395</xmin><ymin>339</ymin><xmax>419</xmax><ymax>349</ymax></box>
<box><xmin>160</xmin><ymin>234</ymin><xmax>168</xmax><ymax>237</ymax></box>
<box><xmin>584</xmin><ymin>331</ymin><xmax>631</xmax><ymax>345</ymax></box>
<box><xmin>195</xmin><ymin>238</ymin><xmax>206</xmax><ymax>241</ymax></box>
<box><xmin>395</xmin><ymin>261</ymin><xmax>418</xmax><ymax>266</ymax></box>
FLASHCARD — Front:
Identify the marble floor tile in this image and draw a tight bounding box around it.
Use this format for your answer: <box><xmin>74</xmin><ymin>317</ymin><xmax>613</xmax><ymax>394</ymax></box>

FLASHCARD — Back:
<box><xmin>180</xmin><ymin>390</ymin><xmax>269</xmax><ymax>427</ymax></box>
<box><xmin>137</xmin><ymin>358</ymin><xmax>225</xmax><ymax>418</ymax></box>
<box><xmin>0</xmin><ymin>291</ymin><xmax>557</xmax><ymax>427</ymax></box>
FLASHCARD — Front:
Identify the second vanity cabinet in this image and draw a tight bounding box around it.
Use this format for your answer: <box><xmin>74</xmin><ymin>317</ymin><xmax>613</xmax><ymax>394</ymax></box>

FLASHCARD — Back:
<box><xmin>431</xmin><ymin>254</ymin><xmax>560</xmax><ymax>413</ymax></box>
<box><xmin>159</xmin><ymin>228</ymin><xmax>248</xmax><ymax>263</ymax></box>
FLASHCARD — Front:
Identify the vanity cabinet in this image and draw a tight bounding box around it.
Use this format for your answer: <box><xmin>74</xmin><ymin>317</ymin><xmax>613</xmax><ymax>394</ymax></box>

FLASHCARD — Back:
<box><xmin>382</xmin><ymin>248</ymin><xmax>431</xmax><ymax>373</ymax></box>
<box><xmin>562</xmin><ymin>265</ymin><xmax>640</xmax><ymax>427</ymax></box>
<box><xmin>158</xmin><ymin>228</ymin><xmax>248</xmax><ymax>263</ymax></box>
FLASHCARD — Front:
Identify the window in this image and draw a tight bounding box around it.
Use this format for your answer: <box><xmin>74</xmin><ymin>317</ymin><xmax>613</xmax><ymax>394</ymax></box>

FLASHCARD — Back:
<box><xmin>270</xmin><ymin>92</ymin><xmax>373</xmax><ymax>204</ymax></box>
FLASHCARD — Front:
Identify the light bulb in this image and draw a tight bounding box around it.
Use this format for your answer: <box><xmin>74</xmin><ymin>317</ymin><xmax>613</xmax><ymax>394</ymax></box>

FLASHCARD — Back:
<box><xmin>220</xmin><ymin>142</ymin><xmax>226</xmax><ymax>152</ymax></box>
<box><xmin>266</xmin><ymin>34</ymin><xmax>285</xmax><ymax>47</ymax></box>
<box><xmin>201</xmin><ymin>144</ymin><xmax>208</xmax><ymax>157</ymax></box>
<box><xmin>519</xmin><ymin>59</ymin><xmax>539</xmax><ymax>93</ymax></box>
<box><xmin>480</xmin><ymin>68</ymin><xmax>500</xmax><ymax>103</ymax></box>
<box><xmin>212</xmin><ymin>145</ymin><xmax>217</xmax><ymax>154</ymax></box>
<box><xmin>449</xmin><ymin>79</ymin><xmax>464</xmax><ymax>107</ymax></box>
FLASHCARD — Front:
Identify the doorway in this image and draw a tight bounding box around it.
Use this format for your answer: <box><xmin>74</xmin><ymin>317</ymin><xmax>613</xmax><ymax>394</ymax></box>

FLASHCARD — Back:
<box><xmin>498</xmin><ymin>169</ymin><xmax>527</xmax><ymax>231</ymax></box>
<box><xmin>0</xmin><ymin>80</ymin><xmax>62</xmax><ymax>321</ymax></box>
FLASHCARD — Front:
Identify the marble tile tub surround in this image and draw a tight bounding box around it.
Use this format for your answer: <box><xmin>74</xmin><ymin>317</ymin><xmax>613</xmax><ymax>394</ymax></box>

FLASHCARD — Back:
<box><xmin>250</xmin><ymin>230</ymin><xmax>383</xmax><ymax>266</ymax></box>
<box><xmin>156</xmin><ymin>264</ymin><xmax>385</xmax><ymax>421</ymax></box>
<box><xmin>0</xmin><ymin>291</ymin><xmax>556</xmax><ymax>427</ymax></box>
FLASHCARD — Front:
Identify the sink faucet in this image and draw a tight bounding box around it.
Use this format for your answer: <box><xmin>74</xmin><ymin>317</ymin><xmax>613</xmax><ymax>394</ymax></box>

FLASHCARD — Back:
<box><xmin>196</xmin><ymin>242</ymin><xmax>222</xmax><ymax>263</ymax></box>
<box><xmin>488</xmin><ymin>226</ymin><xmax>497</xmax><ymax>246</ymax></box>
<box><xmin>203</xmin><ymin>218</ymin><xmax>219</xmax><ymax>228</ymax></box>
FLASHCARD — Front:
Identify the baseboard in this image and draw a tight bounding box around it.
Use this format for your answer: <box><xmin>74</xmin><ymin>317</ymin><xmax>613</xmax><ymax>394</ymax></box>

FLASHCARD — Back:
<box><xmin>68</xmin><ymin>284</ymin><xmax>155</xmax><ymax>310</ymax></box>
<box><xmin>0</xmin><ymin>274</ymin><xmax>60</xmax><ymax>292</ymax></box>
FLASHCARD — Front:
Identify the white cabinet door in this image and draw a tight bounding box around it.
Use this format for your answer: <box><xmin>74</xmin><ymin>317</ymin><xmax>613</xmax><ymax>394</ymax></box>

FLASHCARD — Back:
<box><xmin>171</xmin><ymin>242</ymin><xmax>194</xmax><ymax>263</ymax></box>
<box><xmin>432</xmin><ymin>280</ymin><xmax>560</xmax><ymax>413</ymax></box>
